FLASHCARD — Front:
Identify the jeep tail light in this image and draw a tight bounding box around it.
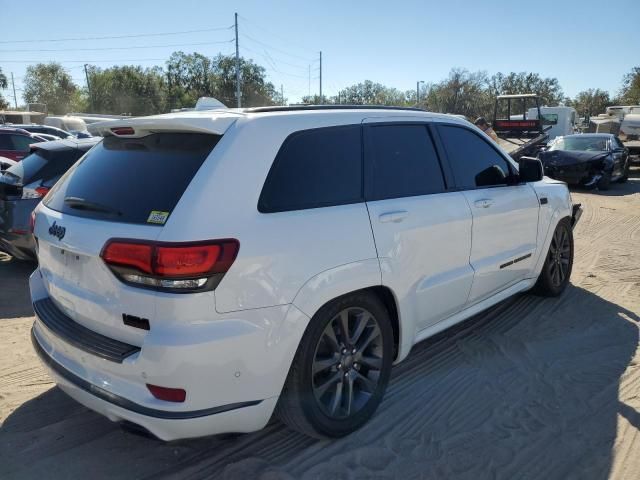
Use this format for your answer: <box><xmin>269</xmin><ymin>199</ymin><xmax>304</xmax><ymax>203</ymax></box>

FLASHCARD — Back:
<box><xmin>101</xmin><ymin>239</ymin><xmax>239</xmax><ymax>292</ymax></box>
<box><xmin>146</xmin><ymin>384</ymin><xmax>186</xmax><ymax>403</ymax></box>
<box><xmin>21</xmin><ymin>186</ymin><xmax>50</xmax><ymax>199</ymax></box>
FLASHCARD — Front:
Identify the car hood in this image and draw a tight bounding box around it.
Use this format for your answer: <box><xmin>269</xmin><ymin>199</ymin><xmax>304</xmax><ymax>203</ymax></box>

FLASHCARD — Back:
<box><xmin>540</xmin><ymin>150</ymin><xmax>609</xmax><ymax>166</ymax></box>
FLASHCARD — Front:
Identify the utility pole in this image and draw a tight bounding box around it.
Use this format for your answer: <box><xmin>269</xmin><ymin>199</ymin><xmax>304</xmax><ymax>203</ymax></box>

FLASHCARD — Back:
<box><xmin>84</xmin><ymin>64</ymin><xmax>94</xmax><ymax>112</ymax></box>
<box><xmin>281</xmin><ymin>84</ymin><xmax>284</xmax><ymax>106</ymax></box>
<box><xmin>308</xmin><ymin>65</ymin><xmax>311</xmax><ymax>99</ymax></box>
<box><xmin>416</xmin><ymin>81</ymin><xmax>420</xmax><ymax>105</ymax></box>
<box><xmin>319</xmin><ymin>51</ymin><xmax>322</xmax><ymax>104</ymax></box>
<box><xmin>235</xmin><ymin>12</ymin><xmax>241</xmax><ymax>108</ymax></box>
<box><xmin>10</xmin><ymin>72</ymin><xmax>17</xmax><ymax>109</ymax></box>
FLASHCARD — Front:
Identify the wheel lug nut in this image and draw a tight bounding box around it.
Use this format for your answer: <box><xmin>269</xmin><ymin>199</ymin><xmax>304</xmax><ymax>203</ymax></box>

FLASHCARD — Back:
<box><xmin>337</xmin><ymin>363</ymin><xmax>342</xmax><ymax>370</ymax></box>
<box><xmin>353</xmin><ymin>362</ymin><xmax>359</xmax><ymax>369</ymax></box>
<box><xmin>352</xmin><ymin>348</ymin><xmax>356</xmax><ymax>354</ymax></box>
<box><xmin>344</xmin><ymin>372</ymin><xmax>349</xmax><ymax>378</ymax></box>
<box><xmin>342</xmin><ymin>348</ymin><xmax>347</xmax><ymax>354</ymax></box>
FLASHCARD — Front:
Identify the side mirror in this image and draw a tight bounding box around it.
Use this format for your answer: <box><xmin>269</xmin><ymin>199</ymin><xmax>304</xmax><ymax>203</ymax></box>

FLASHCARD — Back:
<box><xmin>518</xmin><ymin>156</ymin><xmax>544</xmax><ymax>182</ymax></box>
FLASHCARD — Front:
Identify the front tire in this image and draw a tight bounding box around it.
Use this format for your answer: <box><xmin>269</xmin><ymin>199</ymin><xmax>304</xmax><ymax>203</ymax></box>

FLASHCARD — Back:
<box><xmin>618</xmin><ymin>161</ymin><xmax>630</xmax><ymax>183</ymax></box>
<box><xmin>533</xmin><ymin>218</ymin><xmax>574</xmax><ymax>297</ymax></box>
<box><xmin>276</xmin><ymin>291</ymin><xmax>394</xmax><ymax>438</ymax></box>
<box><xmin>597</xmin><ymin>171</ymin><xmax>611</xmax><ymax>190</ymax></box>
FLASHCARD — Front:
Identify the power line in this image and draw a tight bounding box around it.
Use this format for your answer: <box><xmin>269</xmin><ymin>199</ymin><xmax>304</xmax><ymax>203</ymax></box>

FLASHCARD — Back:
<box><xmin>241</xmin><ymin>45</ymin><xmax>309</xmax><ymax>79</ymax></box>
<box><xmin>0</xmin><ymin>58</ymin><xmax>170</xmax><ymax>63</ymax></box>
<box><xmin>238</xmin><ymin>15</ymin><xmax>318</xmax><ymax>58</ymax></box>
<box><xmin>240</xmin><ymin>31</ymin><xmax>315</xmax><ymax>62</ymax></box>
<box><xmin>0</xmin><ymin>39</ymin><xmax>235</xmax><ymax>53</ymax></box>
<box><xmin>0</xmin><ymin>26</ymin><xmax>234</xmax><ymax>44</ymax></box>
<box><xmin>240</xmin><ymin>40</ymin><xmax>309</xmax><ymax>70</ymax></box>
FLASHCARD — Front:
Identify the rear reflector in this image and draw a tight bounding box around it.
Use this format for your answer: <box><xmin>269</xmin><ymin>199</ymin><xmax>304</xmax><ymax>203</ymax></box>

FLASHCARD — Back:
<box><xmin>146</xmin><ymin>384</ymin><xmax>186</xmax><ymax>403</ymax></box>
<box><xmin>101</xmin><ymin>239</ymin><xmax>239</xmax><ymax>292</ymax></box>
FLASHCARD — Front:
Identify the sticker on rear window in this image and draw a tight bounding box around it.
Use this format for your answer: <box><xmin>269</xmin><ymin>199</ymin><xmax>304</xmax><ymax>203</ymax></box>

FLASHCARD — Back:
<box><xmin>147</xmin><ymin>211</ymin><xmax>170</xmax><ymax>224</ymax></box>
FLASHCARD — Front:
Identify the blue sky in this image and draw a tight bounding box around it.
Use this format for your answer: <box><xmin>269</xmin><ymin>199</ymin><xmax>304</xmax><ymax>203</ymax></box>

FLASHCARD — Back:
<box><xmin>1</xmin><ymin>0</ymin><xmax>638</xmax><ymax>106</ymax></box>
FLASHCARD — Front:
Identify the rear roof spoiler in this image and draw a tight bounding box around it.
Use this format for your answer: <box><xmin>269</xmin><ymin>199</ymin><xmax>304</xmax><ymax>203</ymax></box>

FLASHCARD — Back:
<box><xmin>89</xmin><ymin>111</ymin><xmax>242</xmax><ymax>138</ymax></box>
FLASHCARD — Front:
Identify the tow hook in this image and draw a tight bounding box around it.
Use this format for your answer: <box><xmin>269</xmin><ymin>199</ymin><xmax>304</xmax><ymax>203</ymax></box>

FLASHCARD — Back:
<box><xmin>571</xmin><ymin>203</ymin><xmax>582</xmax><ymax>229</ymax></box>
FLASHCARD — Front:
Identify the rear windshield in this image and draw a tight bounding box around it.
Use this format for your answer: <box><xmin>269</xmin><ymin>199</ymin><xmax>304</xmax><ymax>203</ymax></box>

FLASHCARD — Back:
<box><xmin>2</xmin><ymin>151</ymin><xmax>48</xmax><ymax>184</ymax></box>
<box><xmin>44</xmin><ymin>133</ymin><xmax>220</xmax><ymax>225</ymax></box>
<box><xmin>1</xmin><ymin>149</ymin><xmax>83</xmax><ymax>186</ymax></box>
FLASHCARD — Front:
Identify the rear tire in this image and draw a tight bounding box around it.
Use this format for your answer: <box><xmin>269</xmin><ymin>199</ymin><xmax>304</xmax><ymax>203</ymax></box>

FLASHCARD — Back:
<box><xmin>533</xmin><ymin>218</ymin><xmax>574</xmax><ymax>297</ymax></box>
<box><xmin>276</xmin><ymin>291</ymin><xmax>394</xmax><ymax>439</ymax></box>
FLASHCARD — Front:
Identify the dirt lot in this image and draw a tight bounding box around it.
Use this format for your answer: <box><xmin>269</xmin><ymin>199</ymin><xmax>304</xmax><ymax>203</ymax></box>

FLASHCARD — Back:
<box><xmin>1</xmin><ymin>172</ymin><xmax>640</xmax><ymax>480</ymax></box>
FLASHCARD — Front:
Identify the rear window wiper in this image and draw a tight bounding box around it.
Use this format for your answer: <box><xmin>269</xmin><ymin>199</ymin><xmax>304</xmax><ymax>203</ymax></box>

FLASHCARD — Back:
<box><xmin>64</xmin><ymin>196</ymin><xmax>122</xmax><ymax>216</ymax></box>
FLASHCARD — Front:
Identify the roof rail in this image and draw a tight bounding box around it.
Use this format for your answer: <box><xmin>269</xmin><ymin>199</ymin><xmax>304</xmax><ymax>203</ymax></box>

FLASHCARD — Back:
<box><xmin>245</xmin><ymin>105</ymin><xmax>426</xmax><ymax>113</ymax></box>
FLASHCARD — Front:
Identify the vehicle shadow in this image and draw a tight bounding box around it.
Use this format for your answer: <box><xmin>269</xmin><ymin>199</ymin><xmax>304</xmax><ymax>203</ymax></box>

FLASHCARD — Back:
<box><xmin>0</xmin><ymin>252</ymin><xmax>35</xmax><ymax>318</ymax></box>
<box><xmin>1</xmin><ymin>284</ymin><xmax>637</xmax><ymax>479</ymax></box>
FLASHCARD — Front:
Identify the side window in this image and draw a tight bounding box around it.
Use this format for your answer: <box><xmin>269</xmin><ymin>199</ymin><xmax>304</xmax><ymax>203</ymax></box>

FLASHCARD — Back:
<box><xmin>613</xmin><ymin>137</ymin><xmax>625</xmax><ymax>150</ymax></box>
<box><xmin>366</xmin><ymin>124</ymin><xmax>445</xmax><ymax>200</ymax></box>
<box><xmin>11</xmin><ymin>135</ymin><xmax>36</xmax><ymax>151</ymax></box>
<box><xmin>0</xmin><ymin>135</ymin><xmax>12</xmax><ymax>150</ymax></box>
<box><xmin>259</xmin><ymin>125</ymin><xmax>362</xmax><ymax>213</ymax></box>
<box><xmin>438</xmin><ymin>125</ymin><xmax>513</xmax><ymax>189</ymax></box>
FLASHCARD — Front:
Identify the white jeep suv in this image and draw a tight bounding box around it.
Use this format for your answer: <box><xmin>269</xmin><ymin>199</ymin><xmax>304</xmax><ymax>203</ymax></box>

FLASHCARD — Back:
<box><xmin>30</xmin><ymin>106</ymin><xmax>581</xmax><ymax>440</ymax></box>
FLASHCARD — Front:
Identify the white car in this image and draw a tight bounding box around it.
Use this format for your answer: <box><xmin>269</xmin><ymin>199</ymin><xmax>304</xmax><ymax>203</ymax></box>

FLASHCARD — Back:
<box><xmin>30</xmin><ymin>106</ymin><xmax>581</xmax><ymax>440</ymax></box>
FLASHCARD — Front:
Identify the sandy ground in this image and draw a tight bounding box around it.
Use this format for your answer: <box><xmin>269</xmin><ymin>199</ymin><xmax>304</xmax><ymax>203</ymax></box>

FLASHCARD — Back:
<box><xmin>1</xmin><ymin>171</ymin><xmax>640</xmax><ymax>480</ymax></box>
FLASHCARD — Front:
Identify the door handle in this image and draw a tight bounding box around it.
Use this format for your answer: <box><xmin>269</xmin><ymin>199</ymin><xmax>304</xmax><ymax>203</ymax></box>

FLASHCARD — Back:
<box><xmin>474</xmin><ymin>199</ymin><xmax>494</xmax><ymax>208</ymax></box>
<box><xmin>378</xmin><ymin>210</ymin><xmax>409</xmax><ymax>223</ymax></box>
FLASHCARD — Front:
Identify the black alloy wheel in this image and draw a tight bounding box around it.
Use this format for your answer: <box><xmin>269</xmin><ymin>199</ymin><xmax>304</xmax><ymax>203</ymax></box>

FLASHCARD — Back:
<box><xmin>312</xmin><ymin>307</ymin><xmax>384</xmax><ymax>419</ymax></box>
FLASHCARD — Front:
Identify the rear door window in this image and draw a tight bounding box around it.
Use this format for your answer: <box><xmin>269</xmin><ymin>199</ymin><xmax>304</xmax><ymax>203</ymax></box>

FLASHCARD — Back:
<box><xmin>11</xmin><ymin>135</ymin><xmax>38</xmax><ymax>151</ymax></box>
<box><xmin>365</xmin><ymin>124</ymin><xmax>445</xmax><ymax>200</ymax></box>
<box><xmin>258</xmin><ymin>125</ymin><xmax>362</xmax><ymax>213</ymax></box>
<box><xmin>437</xmin><ymin>125</ymin><xmax>513</xmax><ymax>189</ymax></box>
<box><xmin>44</xmin><ymin>133</ymin><xmax>220</xmax><ymax>224</ymax></box>
<box><xmin>0</xmin><ymin>135</ymin><xmax>13</xmax><ymax>150</ymax></box>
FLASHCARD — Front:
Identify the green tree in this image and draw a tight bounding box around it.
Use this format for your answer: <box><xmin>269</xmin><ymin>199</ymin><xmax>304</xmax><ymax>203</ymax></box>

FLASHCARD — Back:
<box><xmin>0</xmin><ymin>68</ymin><xmax>8</xmax><ymax>109</ymax></box>
<box><xmin>210</xmin><ymin>54</ymin><xmax>279</xmax><ymax>107</ymax></box>
<box><xmin>423</xmin><ymin>69</ymin><xmax>492</xmax><ymax>118</ymax></box>
<box><xmin>488</xmin><ymin>71</ymin><xmax>564</xmax><ymax>106</ymax></box>
<box><xmin>88</xmin><ymin>65</ymin><xmax>167</xmax><ymax>115</ymax></box>
<box><xmin>23</xmin><ymin>63</ymin><xmax>80</xmax><ymax>114</ymax></box>
<box><xmin>618</xmin><ymin>66</ymin><xmax>640</xmax><ymax>105</ymax></box>
<box><xmin>166</xmin><ymin>52</ymin><xmax>214</xmax><ymax>109</ymax></box>
<box><xmin>316</xmin><ymin>80</ymin><xmax>407</xmax><ymax>106</ymax></box>
<box><xmin>568</xmin><ymin>88</ymin><xmax>611</xmax><ymax>118</ymax></box>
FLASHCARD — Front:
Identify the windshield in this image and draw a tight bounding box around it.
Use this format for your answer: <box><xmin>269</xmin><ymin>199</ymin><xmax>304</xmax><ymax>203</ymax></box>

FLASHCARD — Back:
<box><xmin>549</xmin><ymin>136</ymin><xmax>609</xmax><ymax>152</ymax></box>
<box><xmin>541</xmin><ymin>114</ymin><xmax>558</xmax><ymax>125</ymax></box>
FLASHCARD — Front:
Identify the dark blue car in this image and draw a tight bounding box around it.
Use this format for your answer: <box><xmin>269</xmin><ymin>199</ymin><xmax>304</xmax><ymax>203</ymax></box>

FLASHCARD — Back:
<box><xmin>0</xmin><ymin>137</ymin><xmax>100</xmax><ymax>260</ymax></box>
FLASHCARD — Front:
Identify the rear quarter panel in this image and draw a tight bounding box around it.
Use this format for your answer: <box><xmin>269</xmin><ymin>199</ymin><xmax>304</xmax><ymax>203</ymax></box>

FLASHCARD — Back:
<box><xmin>158</xmin><ymin>113</ymin><xmax>380</xmax><ymax>314</ymax></box>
